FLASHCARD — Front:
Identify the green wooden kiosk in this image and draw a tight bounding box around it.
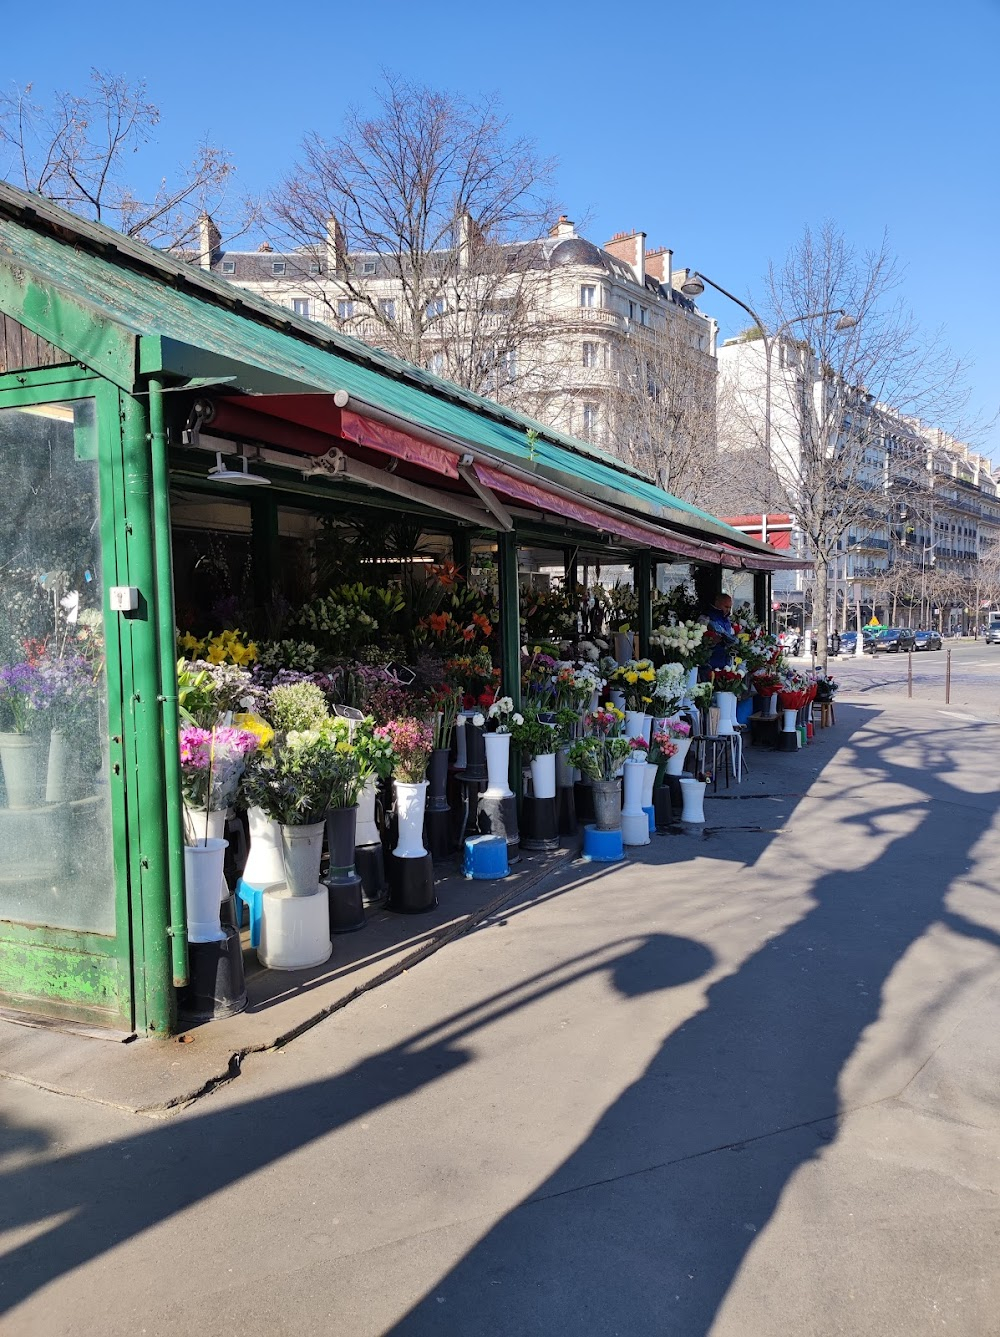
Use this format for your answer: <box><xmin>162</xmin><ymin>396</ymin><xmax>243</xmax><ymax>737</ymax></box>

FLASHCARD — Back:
<box><xmin>0</xmin><ymin>183</ymin><xmax>799</xmax><ymax>1036</ymax></box>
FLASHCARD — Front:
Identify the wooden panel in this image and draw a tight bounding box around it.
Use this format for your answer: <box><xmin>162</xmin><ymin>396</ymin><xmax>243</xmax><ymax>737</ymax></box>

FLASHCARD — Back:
<box><xmin>0</xmin><ymin>313</ymin><xmax>72</xmax><ymax>373</ymax></box>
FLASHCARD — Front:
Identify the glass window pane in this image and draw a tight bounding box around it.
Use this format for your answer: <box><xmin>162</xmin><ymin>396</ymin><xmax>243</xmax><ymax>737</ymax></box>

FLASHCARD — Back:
<box><xmin>0</xmin><ymin>400</ymin><xmax>117</xmax><ymax>934</ymax></box>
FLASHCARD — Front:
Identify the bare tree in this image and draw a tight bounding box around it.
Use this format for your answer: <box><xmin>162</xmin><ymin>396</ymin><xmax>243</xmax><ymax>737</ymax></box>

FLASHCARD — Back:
<box><xmin>268</xmin><ymin>75</ymin><xmax>559</xmax><ymax>398</ymax></box>
<box><xmin>593</xmin><ymin>315</ymin><xmax>720</xmax><ymax>503</ymax></box>
<box><xmin>0</xmin><ymin>70</ymin><xmax>252</xmax><ymax>248</ymax></box>
<box><xmin>720</xmin><ymin>223</ymin><xmax>972</xmax><ymax>665</ymax></box>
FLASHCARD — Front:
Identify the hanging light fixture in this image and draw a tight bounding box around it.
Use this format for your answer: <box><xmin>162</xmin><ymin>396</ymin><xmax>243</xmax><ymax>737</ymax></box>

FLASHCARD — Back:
<box><xmin>206</xmin><ymin>451</ymin><xmax>271</xmax><ymax>486</ymax></box>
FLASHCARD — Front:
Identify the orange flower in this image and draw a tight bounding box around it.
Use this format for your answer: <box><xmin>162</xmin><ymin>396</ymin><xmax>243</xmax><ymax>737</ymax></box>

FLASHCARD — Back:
<box><xmin>462</xmin><ymin>626</ymin><xmax>475</xmax><ymax>641</ymax></box>
<box><xmin>472</xmin><ymin>613</ymin><xmax>493</xmax><ymax>636</ymax></box>
<box><xmin>430</xmin><ymin>561</ymin><xmax>461</xmax><ymax>589</ymax></box>
<box><xmin>429</xmin><ymin>612</ymin><xmax>451</xmax><ymax>634</ymax></box>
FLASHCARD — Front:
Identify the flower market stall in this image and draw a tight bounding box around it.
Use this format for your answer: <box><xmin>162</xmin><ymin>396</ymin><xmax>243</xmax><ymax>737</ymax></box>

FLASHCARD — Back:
<box><xmin>0</xmin><ymin>180</ymin><xmax>807</xmax><ymax>1035</ymax></box>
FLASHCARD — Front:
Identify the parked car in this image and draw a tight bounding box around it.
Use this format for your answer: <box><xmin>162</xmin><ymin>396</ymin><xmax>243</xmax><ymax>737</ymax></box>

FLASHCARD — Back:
<box><xmin>870</xmin><ymin>627</ymin><xmax>917</xmax><ymax>654</ymax></box>
<box><xmin>986</xmin><ymin>622</ymin><xmax>1000</xmax><ymax>645</ymax></box>
<box><xmin>913</xmin><ymin>629</ymin><xmax>942</xmax><ymax>651</ymax></box>
<box><xmin>838</xmin><ymin>629</ymin><xmax>877</xmax><ymax>655</ymax></box>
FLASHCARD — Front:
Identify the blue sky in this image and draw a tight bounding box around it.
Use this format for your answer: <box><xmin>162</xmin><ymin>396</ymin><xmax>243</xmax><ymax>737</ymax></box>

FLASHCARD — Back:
<box><xmin>4</xmin><ymin>0</ymin><xmax>999</xmax><ymax>451</ymax></box>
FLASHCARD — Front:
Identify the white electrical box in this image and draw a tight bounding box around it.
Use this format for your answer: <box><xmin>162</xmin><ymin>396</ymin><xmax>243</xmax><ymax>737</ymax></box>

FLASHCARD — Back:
<box><xmin>109</xmin><ymin>586</ymin><xmax>140</xmax><ymax>612</ymax></box>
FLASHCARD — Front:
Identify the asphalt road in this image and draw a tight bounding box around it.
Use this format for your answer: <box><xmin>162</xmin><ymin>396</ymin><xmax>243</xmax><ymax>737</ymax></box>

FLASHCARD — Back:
<box><xmin>3</xmin><ymin>698</ymin><xmax>1000</xmax><ymax>1336</ymax></box>
<box><xmin>804</xmin><ymin>637</ymin><xmax>1000</xmax><ymax>715</ymax></box>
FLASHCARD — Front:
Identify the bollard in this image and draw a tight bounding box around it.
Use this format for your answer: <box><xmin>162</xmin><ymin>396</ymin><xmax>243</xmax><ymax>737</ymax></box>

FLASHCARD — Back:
<box><xmin>945</xmin><ymin>648</ymin><xmax>952</xmax><ymax>705</ymax></box>
<box><xmin>908</xmin><ymin>649</ymin><xmax>913</xmax><ymax>699</ymax></box>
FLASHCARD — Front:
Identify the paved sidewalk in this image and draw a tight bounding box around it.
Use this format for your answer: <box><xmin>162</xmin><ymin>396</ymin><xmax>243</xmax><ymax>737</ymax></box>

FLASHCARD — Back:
<box><xmin>0</xmin><ymin>711</ymin><xmax>842</xmax><ymax>1114</ymax></box>
<box><xmin>3</xmin><ymin>697</ymin><xmax>999</xmax><ymax>1335</ymax></box>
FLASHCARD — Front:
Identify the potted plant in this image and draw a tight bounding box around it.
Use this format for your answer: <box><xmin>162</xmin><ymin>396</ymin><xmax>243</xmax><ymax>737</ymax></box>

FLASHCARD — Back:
<box><xmin>179</xmin><ymin>724</ymin><xmax>260</xmax><ymax>844</ymax></box>
<box><xmin>650</xmin><ymin>661</ymin><xmax>686</xmax><ymax>730</ymax></box>
<box><xmin>376</xmin><ymin>717</ymin><xmax>434</xmax><ymax>858</ymax></box>
<box><xmin>242</xmin><ymin>730</ymin><xmax>339</xmax><ymax>895</ymax></box>
<box><xmin>484</xmin><ymin>696</ymin><xmax>521</xmax><ymax>797</ymax></box>
<box><xmin>647</xmin><ymin>729</ymin><xmax>680</xmax><ymax>828</ymax></box>
<box><xmin>612</xmin><ymin>659</ymin><xmax>657</xmax><ymax>739</ymax></box>
<box><xmin>511</xmin><ymin>708</ymin><xmax>558</xmax><ymax>799</ymax></box>
<box><xmin>655</xmin><ymin>717</ymin><xmax>691</xmax><ymax>775</ymax></box>
<box><xmin>568</xmin><ymin>708</ymin><xmax>631</xmax><ymax>831</ymax></box>
<box><xmin>710</xmin><ymin>664</ymin><xmax>746</xmax><ymax>736</ymax></box>
<box><xmin>351</xmin><ymin>715</ymin><xmax>396</xmax><ymax>846</ymax></box>
<box><xmin>0</xmin><ymin>661</ymin><xmax>54</xmax><ymax>808</ymax></box>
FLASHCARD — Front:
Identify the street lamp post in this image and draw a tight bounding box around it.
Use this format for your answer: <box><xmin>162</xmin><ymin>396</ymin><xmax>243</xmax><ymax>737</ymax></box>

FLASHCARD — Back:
<box><xmin>679</xmin><ymin>271</ymin><xmax>856</xmax><ymax>658</ymax></box>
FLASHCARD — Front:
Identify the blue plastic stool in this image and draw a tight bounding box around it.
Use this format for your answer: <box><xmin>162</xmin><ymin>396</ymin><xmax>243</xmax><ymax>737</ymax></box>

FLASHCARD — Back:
<box><xmin>463</xmin><ymin>834</ymin><xmax>509</xmax><ymax>880</ymax></box>
<box><xmin>235</xmin><ymin>880</ymin><xmax>266</xmax><ymax>948</ymax></box>
<box><xmin>643</xmin><ymin>806</ymin><xmax>655</xmax><ymax>835</ymax></box>
<box><xmin>582</xmin><ymin>824</ymin><xmax>625</xmax><ymax>862</ymax></box>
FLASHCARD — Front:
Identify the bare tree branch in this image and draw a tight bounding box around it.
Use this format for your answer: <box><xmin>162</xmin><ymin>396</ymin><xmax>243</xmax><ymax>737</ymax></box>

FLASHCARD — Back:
<box><xmin>0</xmin><ymin>70</ymin><xmax>257</xmax><ymax>248</ymax></box>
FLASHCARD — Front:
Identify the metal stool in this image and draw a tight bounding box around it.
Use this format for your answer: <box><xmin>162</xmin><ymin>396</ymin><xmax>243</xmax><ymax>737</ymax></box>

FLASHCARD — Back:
<box><xmin>690</xmin><ymin>736</ymin><xmax>732</xmax><ymax>792</ymax></box>
<box><xmin>817</xmin><ymin>701</ymin><xmax>836</xmax><ymax>727</ymax></box>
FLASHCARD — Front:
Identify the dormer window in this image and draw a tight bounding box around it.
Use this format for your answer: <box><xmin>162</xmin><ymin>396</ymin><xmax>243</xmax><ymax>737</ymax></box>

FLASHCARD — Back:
<box><xmin>272</xmin><ymin>262</ymin><xmax>286</xmax><ymax>276</ymax></box>
<box><xmin>222</xmin><ymin>260</ymin><xmax>236</xmax><ymax>275</ymax></box>
<box><xmin>361</xmin><ymin>261</ymin><xmax>377</xmax><ymax>275</ymax></box>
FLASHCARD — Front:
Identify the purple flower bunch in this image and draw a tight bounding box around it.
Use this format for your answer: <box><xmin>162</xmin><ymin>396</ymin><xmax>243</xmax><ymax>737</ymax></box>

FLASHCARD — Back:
<box><xmin>0</xmin><ymin>662</ymin><xmax>56</xmax><ymax>733</ymax></box>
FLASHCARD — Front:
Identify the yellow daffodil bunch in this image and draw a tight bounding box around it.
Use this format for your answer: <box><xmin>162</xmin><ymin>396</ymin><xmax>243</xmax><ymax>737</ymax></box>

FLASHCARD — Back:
<box><xmin>613</xmin><ymin>659</ymin><xmax>657</xmax><ymax>711</ymax></box>
<box><xmin>177</xmin><ymin>629</ymin><xmax>258</xmax><ymax>666</ymax></box>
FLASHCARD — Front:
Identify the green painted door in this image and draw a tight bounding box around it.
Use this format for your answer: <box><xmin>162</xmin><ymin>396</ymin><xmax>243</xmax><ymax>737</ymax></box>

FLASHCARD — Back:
<box><xmin>0</xmin><ymin>375</ymin><xmax>135</xmax><ymax>1031</ymax></box>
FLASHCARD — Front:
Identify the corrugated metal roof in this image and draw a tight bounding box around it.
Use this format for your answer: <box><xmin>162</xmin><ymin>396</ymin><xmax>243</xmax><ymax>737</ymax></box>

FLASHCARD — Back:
<box><xmin>0</xmin><ymin>182</ymin><xmax>786</xmax><ymax>560</ymax></box>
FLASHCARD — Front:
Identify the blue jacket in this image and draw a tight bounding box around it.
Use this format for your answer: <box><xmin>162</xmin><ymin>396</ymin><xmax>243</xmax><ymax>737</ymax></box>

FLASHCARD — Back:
<box><xmin>703</xmin><ymin>609</ymin><xmax>735</xmax><ymax>670</ymax></box>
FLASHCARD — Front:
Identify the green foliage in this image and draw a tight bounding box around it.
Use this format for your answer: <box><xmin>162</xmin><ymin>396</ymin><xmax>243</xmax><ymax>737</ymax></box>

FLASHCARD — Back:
<box><xmin>267</xmin><ymin>680</ymin><xmax>329</xmax><ymax>733</ymax></box>
<box><xmin>510</xmin><ymin>707</ymin><xmax>556</xmax><ymax>760</ymax></box>
<box><xmin>255</xmin><ymin>640</ymin><xmax>321</xmax><ymax>673</ymax></box>
<box><xmin>241</xmin><ymin>731</ymin><xmax>340</xmax><ymax>825</ymax></box>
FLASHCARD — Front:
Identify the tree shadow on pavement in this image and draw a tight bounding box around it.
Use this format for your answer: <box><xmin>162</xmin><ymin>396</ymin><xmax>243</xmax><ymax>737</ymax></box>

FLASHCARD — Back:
<box><xmin>0</xmin><ymin>931</ymin><xmax>714</xmax><ymax>1319</ymax></box>
<box><xmin>384</xmin><ymin>709</ymin><xmax>1000</xmax><ymax>1335</ymax></box>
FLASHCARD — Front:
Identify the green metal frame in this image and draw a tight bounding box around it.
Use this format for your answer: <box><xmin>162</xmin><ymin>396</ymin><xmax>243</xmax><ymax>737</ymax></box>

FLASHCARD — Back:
<box><xmin>0</xmin><ymin>370</ymin><xmax>136</xmax><ymax>1030</ymax></box>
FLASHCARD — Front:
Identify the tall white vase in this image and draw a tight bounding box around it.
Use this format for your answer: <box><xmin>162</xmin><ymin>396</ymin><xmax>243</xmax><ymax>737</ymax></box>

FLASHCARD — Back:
<box><xmin>765</xmin><ymin>692</ymin><xmax>778</xmax><ymax>717</ymax></box>
<box><xmin>678</xmin><ymin>777</ymin><xmax>707</xmax><ymax>824</ymax></box>
<box><xmin>715</xmin><ymin>692</ymin><xmax>737</xmax><ymax>736</ymax></box>
<box><xmin>641</xmin><ymin>762</ymin><xmax>657</xmax><ymax>810</ymax></box>
<box><xmin>484</xmin><ymin>732</ymin><xmax>513</xmax><ymax>797</ymax></box>
<box><xmin>621</xmin><ymin>760</ymin><xmax>650</xmax><ymax>845</ymax></box>
<box><xmin>184</xmin><ymin>805</ymin><xmax>227</xmax><ymax>845</ymax></box>
<box><xmin>664</xmin><ymin>737</ymin><xmax>691</xmax><ymax>776</ymax></box>
<box><xmin>530</xmin><ymin>752</ymin><xmax>557</xmax><ymax>799</ymax></box>
<box><xmin>243</xmin><ymin>807</ymin><xmax>286</xmax><ymax>887</ymax></box>
<box><xmin>355</xmin><ymin>775</ymin><xmax>381</xmax><ymax>846</ymax></box>
<box><xmin>394</xmin><ymin>779</ymin><xmax>428</xmax><ymax>858</ymax></box>
<box><xmin>184</xmin><ymin>838</ymin><xmax>229</xmax><ymax>942</ymax></box>
<box><xmin>624</xmin><ymin>710</ymin><xmax>649</xmax><ymax>741</ymax></box>
<box><xmin>454</xmin><ymin>713</ymin><xmax>468</xmax><ymax>770</ymax></box>
<box><xmin>609</xmin><ymin>689</ymin><xmax>626</xmax><ymax>712</ymax></box>
<box><xmin>0</xmin><ymin>733</ymin><xmax>45</xmax><ymax>809</ymax></box>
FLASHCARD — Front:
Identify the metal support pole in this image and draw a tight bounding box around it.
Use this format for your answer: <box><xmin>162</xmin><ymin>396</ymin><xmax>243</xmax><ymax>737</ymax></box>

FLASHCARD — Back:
<box><xmin>148</xmin><ymin>380</ymin><xmax>188</xmax><ymax>995</ymax></box>
<box><xmin>497</xmin><ymin>530</ymin><xmax>521</xmax><ymax>711</ymax></box>
<box><xmin>121</xmin><ymin>390</ymin><xmax>180</xmax><ymax>1034</ymax></box>
<box><xmin>452</xmin><ymin>528</ymin><xmax>472</xmax><ymax>581</ymax></box>
<box><xmin>251</xmin><ymin>493</ymin><xmax>280</xmax><ymax>612</ymax></box>
<box><xmin>945</xmin><ymin>648</ymin><xmax>952</xmax><ymax>704</ymax></box>
<box><xmin>636</xmin><ymin>551</ymin><xmax>653</xmax><ymax>659</ymax></box>
<box><xmin>907</xmin><ymin>649</ymin><xmax>913</xmax><ymax>699</ymax></box>
<box><xmin>497</xmin><ymin>530</ymin><xmax>522</xmax><ymax>803</ymax></box>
